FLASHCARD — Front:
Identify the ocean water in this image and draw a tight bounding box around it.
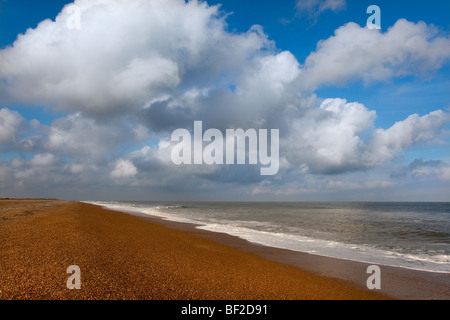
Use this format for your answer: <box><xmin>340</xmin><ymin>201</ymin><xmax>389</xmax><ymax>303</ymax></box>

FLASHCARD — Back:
<box><xmin>86</xmin><ymin>201</ymin><xmax>450</xmax><ymax>273</ymax></box>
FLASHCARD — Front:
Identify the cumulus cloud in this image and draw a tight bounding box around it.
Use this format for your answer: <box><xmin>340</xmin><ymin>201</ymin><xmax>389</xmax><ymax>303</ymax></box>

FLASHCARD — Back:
<box><xmin>0</xmin><ymin>108</ymin><xmax>24</xmax><ymax>145</ymax></box>
<box><xmin>136</xmin><ymin>49</ymin><xmax>302</xmax><ymax>133</ymax></box>
<box><xmin>30</xmin><ymin>153</ymin><xmax>56</xmax><ymax>167</ymax></box>
<box><xmin>284</xmin><ymin>99</ymin><xmax>450</xmax><ymax>174</ymax></box>
<box><xmin>300</xmin><ymin>19</ymin><xmax>450</xmax><ymax>89</ymax></box>
<box><xmin>0</xmin><ymin>0</ymin><xmax>271</xmax><ymax>119</ymax></box>
<box><xmin>285</xmin><ymin>98</ymin><xmax>376</xmax><ymax>174</ymax></box>
<box><xmin>111</xmin><ymin>159</ymin><xmax>138</xmax><ymax>179</ymax></box>
<box><xmin>46</xmin><ymin>113</ymin><xmax>138</xmax><ymax>162</ymax></box>
<box><xmin>367</xmin><ymin>110</ymin><xmax>450</xmax><ymax>166</ymax></box>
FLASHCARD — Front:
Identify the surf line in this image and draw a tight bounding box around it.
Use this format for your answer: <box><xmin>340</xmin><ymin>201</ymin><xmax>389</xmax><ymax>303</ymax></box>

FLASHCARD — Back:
<box><xmin>171</xmin><ymin>121</ymin><xmax>279</xmax><ymax>176</ymax></box>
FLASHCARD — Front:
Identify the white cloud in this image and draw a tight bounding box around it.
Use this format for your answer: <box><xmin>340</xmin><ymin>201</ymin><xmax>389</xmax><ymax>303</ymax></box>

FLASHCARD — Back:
<box><xmin>285</xmin><ymin>99</ymin><xmax>450</xmax><ymax>174</ymax></box>
<box><xmin>0</xmin><ymin>108</ymin><xmax>23</xmax><ymax>144</ymax></box>
<box><xmin>286</xmin><ymin>98</ymin><xmax>376</xmax><ymax>173</ymax></box>
<box><xmin>64</xmin><ymin>163</ymin><xmax>86</xmax><ymax>175</ymax></box>
<box><xmin>223</xmin><ymin>50</ymin><xmax>302</xmax><ymax>127</ymax></box>
<box><xmin>0</xmin><ymin>0</ymin><xmax>271</xmax><ymax>117</ymax></box>
<box><xmin>240</xmin><ymin>50</ymin><xmax>301</xmax><ymax>100</ymax></box>
<box><xmin>47</xmin><ymin>113</ymin><xmax>134</xmax><ymax>162</ymax></box>
<box><xmin>30</xmin><ymin>153</ymin><xmax>56</xmax><ymax>167</ymax></box>
<box><xmin>367</xmin><ymin>110</ymin><xmax>450</xmax><ymax>166</ymax></box>
<box><xmin>110</xmin><ymin>57</ymin><xmax>181</xmax><ymax>101</ymax></box>
<box><xmin>301</xmin><ymin>19</ymin><xmax>450</xmax><ymax>89</ymax></box>
<box><xmin>111</xmin><ymin>159</ymin><xmax>138</xmax><ymax>179</ymax></box>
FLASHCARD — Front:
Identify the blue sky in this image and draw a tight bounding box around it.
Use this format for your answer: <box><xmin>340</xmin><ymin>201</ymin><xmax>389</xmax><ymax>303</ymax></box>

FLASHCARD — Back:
<box><xmin>0</xmin><ymin>0</ymin><xmax>449</xmax><ymax>201</ymax></box>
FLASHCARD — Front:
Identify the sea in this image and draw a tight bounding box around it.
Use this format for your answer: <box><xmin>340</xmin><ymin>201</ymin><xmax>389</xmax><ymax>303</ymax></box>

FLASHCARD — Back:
<box><xmin>85</xmin><ymin>201</ymin><xmax>450</xmax><ymax>273</ymax></box>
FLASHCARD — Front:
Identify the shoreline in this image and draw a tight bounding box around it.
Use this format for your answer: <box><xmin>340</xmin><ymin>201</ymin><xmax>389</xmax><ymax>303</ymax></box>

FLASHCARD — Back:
<box><xmin>113</xmin><ymin>205</ymin><xmax>450</xmax><ymax>300</ymax></box>
<box><xmin>86</xmin><ymin>200</ymin><xmax>450</xmax><ymax>275</ymax></box>
<box><xmin>0</xmin><ymin>199</ymin><xmax>447</xmax><ymax>300</ymax></box>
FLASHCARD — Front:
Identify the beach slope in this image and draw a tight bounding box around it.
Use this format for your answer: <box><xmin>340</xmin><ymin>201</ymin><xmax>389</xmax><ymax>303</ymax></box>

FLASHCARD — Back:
<box><xmin>0</xmin><ymin>199</ymin><xmax>389</xmax><ymax>300</ymax></box>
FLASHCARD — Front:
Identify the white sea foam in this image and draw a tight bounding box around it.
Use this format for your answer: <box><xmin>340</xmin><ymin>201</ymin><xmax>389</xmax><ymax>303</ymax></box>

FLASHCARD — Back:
<box><xmin>197</xmin><ymin>224</ymin><xmax>450</xmax><ymax>273</ymax></box>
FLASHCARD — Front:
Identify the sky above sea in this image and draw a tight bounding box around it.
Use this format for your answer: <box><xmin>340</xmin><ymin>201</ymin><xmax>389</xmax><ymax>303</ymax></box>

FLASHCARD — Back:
<box><xmin>0</xmin><ymin>0</ymin><xmax>449</xmax><ymax>201</ymax></box>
